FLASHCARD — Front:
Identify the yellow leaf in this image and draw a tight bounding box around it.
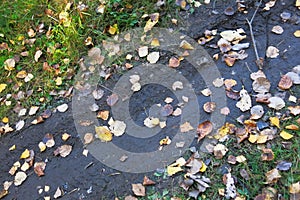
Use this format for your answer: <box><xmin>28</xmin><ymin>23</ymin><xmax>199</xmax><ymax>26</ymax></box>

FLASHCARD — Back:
<box><xmin>144</xmin><ymin>13</ymin><xmax>159</xmax><ymax>32</ymax></box>
<box><xmin>95</xmin><ymin>126</ymin><xmax>113</xmax><ymax>142</ymax></box>
<box><xmin>167</xmin><ymin>165</ymin><xmax>183</xmax><ymax>176</ymax></box>
<box><xmin>248</xmin><ymin>134</ymin><xmax>258</xmax><ymax>143</ymax></box>
<box><xmin>159</xmin><ymin>136</ymin><xmax>171</xmax><ymax>145</ymax></box>
<box><xmin>108</xmin><ymin>24</ymin><xmax>118</xmax><ymax>35</ymax></box>
<box><xmin>199</xmin><ymin>161</ymin><xmax>207</xmax><ymax>172</ymax></box>
<box><xmin>257</xmin><ymin>135</ymin><xmax>268</xmax><ymax>144</ymax></box>
<box><xmin>55</xmin><ymin>77</ymin><xmax>62</xmax><ymax>86</ymax></box>
<box><xmin>38</xmin><ymin>142</ymin><xmax>46</xmax><ymax>152</ymax></box>
<box><xmin>20</xmin><ymin>149</ymin><xmax>30</xmax><ymax>159</ymax></box>
<box><xmin>270</xmin><ymin>116</ymin><xmax>280</xmax><ymax>128</ymax></box>
<box><xmin>280</xmin><ymin>131</ymin><xmax>293</xmax><ymax>140</ymax></box>
<box><xmin>289</xmin><ymin>181</ymin><xmax>300</xmax><ymax>194</ymax></box>
<box><xmin>236</xmin><ymin>155</ymin><xmax>247</xmax><ymax>163</ymax></box>
<box><xmin>9</xmin><ymin>144</ymin><xmax>16</xmax><ymax>151</ymax></box>
<box><xmin>16</xmin><ymin>70</ymin><xmax>27</xmax><ymax>79</ymax></box>
<box><xmin>297</xmin><ymin>0</ymin><xmax>300</xmax><ymax>7</ymax></box>
<box><xmin>2</xmin><ymin>117</ymin><xmax>9</xmax><ymax>123</ymax></box>
<box><xmin>294</xmin><ymin>30</ymin><xmax>300</xmax><ymax>37</ymax></box>
<box><xmin>0</xmin><ymin>84</ymin><xmax>7</xmax><ymax>93</ymax></box>
<box><xmin>151</xmin><ymin>38</ymin><xmax>160</xmax><ymax>46</ymax></box>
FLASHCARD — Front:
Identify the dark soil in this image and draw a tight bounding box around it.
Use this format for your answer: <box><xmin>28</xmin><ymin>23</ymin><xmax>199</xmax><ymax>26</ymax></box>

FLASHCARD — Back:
<box><xmin>1</xmin><ymin>0</ymin><xmax>299</xmax><ymax>199</ymax></box>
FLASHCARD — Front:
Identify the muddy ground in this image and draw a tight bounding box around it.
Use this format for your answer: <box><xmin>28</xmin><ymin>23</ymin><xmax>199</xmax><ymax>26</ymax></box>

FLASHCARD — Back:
<box><xmin>1</xmin><ymin>0</ymin><xmax>299</xmax><ymax>199</ymax></box>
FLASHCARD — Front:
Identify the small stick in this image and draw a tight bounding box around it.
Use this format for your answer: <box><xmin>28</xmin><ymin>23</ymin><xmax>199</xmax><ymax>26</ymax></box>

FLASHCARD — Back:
<box><xmin>246</xmin><ymin>0</ymin><xmax>263</xmax><ymax>69</ymax></box>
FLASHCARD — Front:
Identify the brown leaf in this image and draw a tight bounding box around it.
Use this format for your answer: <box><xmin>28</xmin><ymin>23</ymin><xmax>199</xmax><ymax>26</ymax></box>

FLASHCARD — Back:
<box><xmin>197</xmin><ymin>121</ymin><xmax>213</xmax><ymax>142</ymax></box>
<box><xmin>227</xmin><ymin>155</ymin><xmax>237</xmax><ymax>164</ymax></box>
<box><xmin>252</xmin><ymin>77</ymin><xmax>271</xmax><ymax>94</ymax></box>
<box><xmin>168</xmin><ymin>57</ymin><xmax>181</xmax><ymax>68</ymax></box>
<box><xmin>54</xmin><ymin>145</ymin><xmax>72</xmax><ymax>157</ymax></box>
<box><xmin>278</xmin><ymin>75</ymin><xmax>293</xmax><ymax>90</ymax></box>
<box><xmin>224</xmin><ymin>79</ymin><xmax>237</xmax><ymax>90</ymax></box>
<box><xmin>265</xmin><ymin>169</ymin><xmax>281</xmax><ymax>184</ymax></box>
<box><xmin>107</xmin><ymin>93</ymin><xmax>119</xmax><ymax>106</ymax></box>
<box><xmin>132</xmin><ymin>183</ymin><xmax>145</xmax><ymax>197</ymax></box>
<box><xmin>261</xmin><ymin>148</ymin><xmax>274</xmax><ymax>161</ymax></box>
<box><xmin>203</xmin><ymin>102</ymin><xmax>216</xmax><ymax>113</ymax></box>
<box><xmin>97</xmin><ymin>110</ymin><xmax>109</xmax><ymax>120</ymax></box>
<box><xmin>143</xmin><ymin>176</ymin><xmax>156</xmax><ymax>186</ymax></box>
<box><xmin>34</xmin><ymin>162</ymin><xmax>46</xmax><ymax>177</ymax></box>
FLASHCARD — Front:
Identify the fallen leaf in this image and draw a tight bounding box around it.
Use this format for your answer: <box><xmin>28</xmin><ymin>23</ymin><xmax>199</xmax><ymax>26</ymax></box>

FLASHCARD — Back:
<box><xmin>54</xmin><ymin>187</ymin><xmax>62</xmax><ymax>199</ymax></box>
<box><xmin>129</xmin><ymin>75</ymin><xmax>140</xmax><ymax>84</ymax></box>
<box><xmin>4</xmin><ymin>58</ymin><xmax>15</xmax><ymax>71</ymax></box>
<box><xmin>144</xmin><ymin>13</ymin><xmax>159</xmax><ymax>33</ymax></box>
<box><xmin>227</xmin><ymin>155</ymin><xmax>237</xmax><ymax>164</ymax></box>
<box><xmin>159</xmin><ymin>136</ymin><xmax>172</xmax><ymax>145</ymax></box>
<box><xmin>172</xmin><ymin>81</ymin><xmax>183</xmax><ymax>90</ymax></box>
<box><xmin>107</xmin><ymin>93</ymin><xmax>119</xmax><ymax>106</ymax></box>
<box><xmin>280</xmin><ymin>131</ymin><xmax>293</xmax><ymax>140</ymax></box>
<box><xmin>289</xmin><ymin>182</ymin><xmax>300</xmax><ymax>194</ymax></box>
<box><xmin>250</xmin><ymin>105</ymin><xmax>264</xmax><ymax>119</ymax></box>
<box><xmin>132</xmin><ymin>183</ymin><xmax>145</xmax><ymax>197</ymax></box>
<box><xmin>220</xmin><ymin>30</ymin><xmax>246</xmax><ymax>42</ymax></box>
<box><xmin>88</xmin><ymin>47</ymin><xmax>104</xmax><ymax>65</ymax></box>
<box><xmin>34</xmin><ymin>50</ymin><xmax>43</xmax><ymax>62</ymax></box>
<box><xmin>20</xmin><ymin>162</ymin><xmax>30</xmax><ymax>172</ymax></box>
<box><xmin>252</xmin><ymin>77</ymin><xmax>271</xmax><ymax>94</ymax></box>
<box><xmin>84</xmin><ymin>133</ymin><xmax>94</xmax><ymax>144</ymax></box>
<box><xmin>54</xmin><ymin>144</ymin><xmax>72</xmax><ymax>157</ymax></box>
<box><xmin>269</xmin><ymin>116</ymin><xmax>280</xmax><ymax>128</ymax></box>
<box><xmin>34</xmin><ymin>162</ymin><xmax>46</xmax><ymax>176</ymax></box>
<box><xmin>203</xmin><ymin>102</ymin><xmax>216</xmax><ymax>113</ymax></box>
<box><xmin>62</xmin><ymin>133</ymin><xmax>71</xmax><ymax>141</ymax></box>
<box><xmin>224</xmin><ymin>173</ymin><xmax>237</xmax><ymax>199</ymax></box>
<box><xmin>14</xmin><ymin>172</ymin><xmax>27</xmax><ymax>186</ymax></box>
<box><xmin>9</xmin><ymin>145</ymin><xmax>16</xmax><ymax>151</ymax></box>
<box><xmin>43</xmin><ymin>133</ymin><xmax>55</xmax><ymax>147</ymax></box>
<box><xmin>276</xmin><ymin>161</ymin><xmax>292</xmax><ymax>171</ymax></box>
<box><xmin>213</xmin><ymin>78</ymin><xmax>224</xmax><ymax>87</ymax></box>
<box><xmin>179</xmin><ymin>40</ymin><xmax>194</xmax><ymax>50</ymax></box>
<box><xmin>169</xmin><ymin>57</ymin><xmax>181</xmax><ymax>68</ymax></box>
<box><xmin>92</xmin><ymin>89</ymin><xmax>104</xmax><ymax>100</ymax></box>
<box><xmin>167</xmin><ymin>164</ymin><xmax>183</xmax><ymax>176</ymax></box>
<box><xmin>138</xmin><ymin>46</ymin><xmax>148</xmax><ymax>57</ymax></box>
<box><xmin>82</xmin><ymin>149</ymin><xmax>88</xmax><ymax>157</ymax></box>
<box><xmin>201</xmin><ymin>88</ymin><xmax>212</xmax><ymax>96</ymax></box>
<box><xmin>261</xmin><ymin>148</ymin><xmax>274</xmax><ymax>161</ymax></box>
<box><xmin>288</xmin><ymin>106</ymin><xmax>300</xmax><ymax>115</ymax></box>
<box><xmin>197</xmin><ymin>121</ymin><xmax>213</xmax><ymax>141</ymax></box>
<box><xmin>236</xmin><ymin>155</ymin><xmax>246</xmax><ymax>163</ymax></box>
<box><xmin>268</xmin><ymin>97</ymin><xmax>285</xmax><ymax>110</ymax></box>
<box><xmin>29</xmin><ymin>106</ymin><xmax>39</xmax><ymax>115</ymax></box>
<box><xmin>236</xmin><ymin>88</ymin><xmax>251</xmax><ymax>112</ymax></box>
<box><xmin>97</xmin><ymin>110</ymin><xmax>109</xmax><ymax>120</ymax></box>
<box><xmin>143</xmin><ymin>176</ymin><xmax>155</xmax><ymax>186</ymax></box>
<box><xmin>213</xmin><ymin>144</ymin><xmax>228</xmax><ymax>159</ymax></box>
<box><xmin>266</xmin><ymin>46</ymin><xmax>279</xmax><ymax>58</ymax></box>
<box><xmin>95</xmin><ymin>126</ymin><xmax>113</xmax><ymax>142</ymax></box>
<box><xmin>224</xmin><ymin>79</ymin><xmax>237</xmax><ymax>90</ymax></box>
<box><xmin>294</xmin><ymin>30</ymin><xmax>300</xmax><ymax>37</ymax></box>
<box><xmin>161</xmin><ymin>104</ymin><xmax>173</xmax><ymax>117</ymax></box>
<box><xmin>151</xmin><ymin>38</ymin><xmax>160</xmax><ymax>46</ymax></box>
<box><xmin>217</xmin><ymin>38</ymin><xmax>231</xmax><ymax>53</ymax></box>
<box><xmin>38</xmin><ymin>142</ymin><xmax>46</xmax><ymax>152</ymax></box>
<box><xmin>57</xmin><ymin>103</ymin><xmax>68</xmax><ymax>112</ymax></box>
<box><xmin>16</xmin><ymin>70</ymin><xmax>27</xmax><ymax>79</ymax></box>
<box><xmin>180</xmin><ymin>122</ymin><xmax>194</xmax><ymax>132</ymax></box>
<box><xmin>109</xmin><ymin>120</ymin><xmax>126</xmax><ymax>136</ymax></box>
<box><xmin>271</xmin><ymin>25</ymin><xmax>284</xmax><ymax>34</ymax></box>
<box><xmin>265</xmin><ymin>169</ymin><xmax>281</xmax><ymax>184</ymax></box>
<box><xmin>147</xmin><ymin>52</ymin><xmax>159</xmax><ymax>64</ymax></box>
<box><xmin>15</xmin><ymin>120</ymin><xmax>25</xmax><ymax>131</ymax></box>
<box><xmin>278</xmin><ymin>75</ymin><xmax>293</xmax><ymax>90</ymax></box>
<box><xmin>220</xmin><ymin>107</ymin><xmax>230</xmax><ymax>115</ymax></box>
<box><xmin>20</xmin><ymin>149</ymin><xmax>30</xmax><ymax>159</ymax></box>
<box><xmin>144</xmin><ymin>117</ymin><xmax>160</xmax><ymax>128</ymax></box>
<box><xmin>0</xmin><ymin>84</ymin><xmax>7</xmax><ymax>93</ymax></box>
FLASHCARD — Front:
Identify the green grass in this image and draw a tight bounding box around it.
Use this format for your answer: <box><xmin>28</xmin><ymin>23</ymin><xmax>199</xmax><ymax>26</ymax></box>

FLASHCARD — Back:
<box><xmin>0</xmin><ymin>0</ymin><xmax>178</xmax><ymax>122</ymax></box>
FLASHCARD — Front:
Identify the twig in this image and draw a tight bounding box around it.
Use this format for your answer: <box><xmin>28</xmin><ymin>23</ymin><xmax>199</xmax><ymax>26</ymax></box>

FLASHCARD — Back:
<box><xmin>246</xmin><ymin>0</ymin><xmax>263</xmax><ymax>69</ymax></box>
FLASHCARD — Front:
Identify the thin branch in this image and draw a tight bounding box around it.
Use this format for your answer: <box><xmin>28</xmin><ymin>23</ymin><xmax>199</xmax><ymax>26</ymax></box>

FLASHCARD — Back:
<box><xmin>246</xmin><ymin>0</ymin><xmax>263</xmax><ymax>69</ymax></box>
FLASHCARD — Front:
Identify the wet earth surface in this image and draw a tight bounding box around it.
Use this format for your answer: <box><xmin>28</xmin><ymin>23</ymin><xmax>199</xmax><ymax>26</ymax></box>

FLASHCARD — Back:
<box><xmin>1</xmin><ymin>0</ymin><xmax>300</xmax><ymax>199</ymax></box>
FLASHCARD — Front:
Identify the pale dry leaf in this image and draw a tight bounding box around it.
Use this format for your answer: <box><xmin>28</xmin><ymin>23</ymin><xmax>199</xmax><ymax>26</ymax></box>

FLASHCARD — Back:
<box><xmin>29</xmin><ymin>106</ymin><xmax>39</xmax><ymax>115</ymax></box>
<box><xmin>180</xmin><ymin>122</ymin><xmax>194</xmax><ymax>133</ymax></box>
<box><xmin>201</xmin><ymin>88</ymin><xmax>212</xmax><ymax>96</ymax></box>
<box><xmin>15</xmin><ymin>120</ymin><xmax>25</xmax><ymax>131</ymax></box>
<box><xmin>57</xmin><ymin>103</ymin><xmax>68</xmax><ymax>112</ymax></box>
<box><xmin>236</xmin><ymin>89</ymin><xmax>251</xmax><ymax>112</ymax></box>
<box><xmin>250</xmin><ymin>105</ymin><xmax>264</xmax><ymax>119</ymax></box>
<box><xmin>272</xmin><ymin>25</ymin><xmax>284</xmax><ymax>34</ymax></box>
<box><xmin>220</xmin><ymin>107</ymin><xmax>230</xmax><ymax>115</ymax></box>
<box><xmin>107</xmin><ymin>93</ymin><xmax>119</xmax><ymax>106</ymax></box>
<box><xmin>109</xmin><ymin>120</ymin><xmax>126</xmax><ymax>136</ymax></box>
<box><xmin>250</xmin><ymin>70</ymin><xmax>266</xmax><ymax>80</ymax></box>
<box><xmin>252</xmin><ymin>77</ymin><xmax>271</xmax><ymax>94</ymax></box>
<box><xmin>92</xmin><ymin>89</ymin><xmax>104</xmax><ymax>100</ymax></box>
<box><xmin>132</xmin><ymin>183</ymin><xmax>145</xmax><ymax>197</ymax></box>
<box><xmin>34</xmin><ymin>50</ymin><xmax>43</xmax><ymax>62</ymax></box>
<box><xmin>268</xmin><ymin>96</ymin><xmax>285</xmax><ymax>110</ymax></box>
<box><xmin>84</xmin><ymin>133</ymin><xmax>94</xmax><ymax>144</ymax></box>
<box><xmin>179</xmin><ymin>40</ymin><xmax>194</xmax><ymax>50</ymax></box>
<box><xmin>129</xmin><ymin>75</ymin><xmax>140</xmax><ymax>84</ymax></box>
<box><xmin>144</xmin><ymin>117</ymin><xmax>160</xmax><ymax>128</ymax></box>
<box><xmin>14</xmin><ymin>172</ymin><xmax>27</xmax><ymax>186</ymax></box>
<box><xmin>266</xmin><ymin>46</ymin><xmax>279</xmax><ymax>58</ymax></box>
<box><xmin>278</xmin><ymin>75</ymin><xmax>293</xmax><ymax>90</ymax></box>
<box><xmin>138</xmin><ymin>46</ymin><xmax>148</xmax><ymax>57</ymax></box>
<box><xmin>54</xmin><ymin>187</ymin><xmax>62</xmax><ymax>199</ymax></box>
<box><xmin>131</xmin><ymin>82</ymin><xmax>141</xmax><ymax>92</ymax></box>
<box><xmin>172</xmin><ymin>81</ymin><xmax>183</xmax><ymax>90</ymax></box>
<box><xmin>55</xmin><ymin>145</ymin><xmax>72</xmax><ymax>157</ymax></box>
<box><xmin>220</xmin><ymin>30</ymin><xmax>246</xmax><ymax>42</ymax></box>
<box><xmin>173</xmin><ymin>108</ymin><xmax>182</xmax><ymax>116</ymax></box>
<box><xmin>164</xmin><ymin>97</ymin><xmax>173</xmax><ymax>103</ymax></box>
<box><xmin>213</xmin><ymin>78</ymin><xmax>224</xmax><ymax>87</ymax></box>
<box><xmin>213</xmin><ymin>144</ymin><xmax>228</xmax><ymax>159</ymax></box>
<box><xmin>265</xmin><ymin>168</ymin><xmax>281</xmax><ymax>184</ymax></box>
<box><xmin>147</xmin><ymin>52</ymin><xmax>159</xmax><ymax>64</ymax></box>
<box><xmin>203</xmin><ymin>102</ymin><xmax>216</xmax><ymax>113</ymax></box>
